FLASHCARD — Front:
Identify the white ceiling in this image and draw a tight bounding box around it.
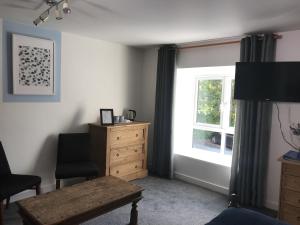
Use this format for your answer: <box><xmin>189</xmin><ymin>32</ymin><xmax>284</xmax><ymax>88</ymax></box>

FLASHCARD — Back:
<box><xmin>1</xmin><ymin>0</ymin><xmax>300</xmax><ymax>46</ymax></box>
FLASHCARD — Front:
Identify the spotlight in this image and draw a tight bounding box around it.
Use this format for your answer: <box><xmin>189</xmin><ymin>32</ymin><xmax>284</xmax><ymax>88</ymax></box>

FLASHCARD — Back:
<box><xmin>33</xmin><ymin>17</ymin><xmax>42</xmax><ymax>26</ymax></box>
<box><xmin>55</xmin><ymin>5</ymin><xmax>63</xmax><ymax>20</ymax></box>
<box><xmin>33</xmin><ymin>0</ymin><xmax>72</xmax><ymax>26</ymax></box>
<box><xmin>63</xmin><ymin>0</ymin><xmax>71</xmax><ymax>14</ymax></box>
<box><xmin>33</xmin><ymin>10</ymin><xmax>49</xmax><ymax>26</ymax></box>
<box><xmin>40</xmin><ymin>10</ymin><xmax>50</xmax><ymax>22</ymax></box>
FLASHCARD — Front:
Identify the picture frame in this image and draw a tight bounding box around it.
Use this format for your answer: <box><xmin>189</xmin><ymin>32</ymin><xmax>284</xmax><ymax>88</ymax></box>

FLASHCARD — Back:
<box><xmin>12</xmin><ymin>34</ymin><xmax>55</xmax><ymax>95</ymax></box>
<box><xmin>100</xmin><ymin>109</ymin><xmax>114</xmax><ymax>126</ymax></box>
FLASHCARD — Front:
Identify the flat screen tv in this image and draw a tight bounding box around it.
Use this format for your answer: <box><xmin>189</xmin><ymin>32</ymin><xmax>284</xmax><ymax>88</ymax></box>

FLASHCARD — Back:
<box><xmin>234</xmin><ymin>62</ymin><xmax>300</xmax><ymax>102</ymax></box>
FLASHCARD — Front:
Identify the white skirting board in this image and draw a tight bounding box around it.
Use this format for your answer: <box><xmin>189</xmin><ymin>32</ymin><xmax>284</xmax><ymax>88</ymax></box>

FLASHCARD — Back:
<box><xmin>264</xmin><ymin>200</ymin><xmax>279</xmax><ymax>211</ymax></box>
<box><xmin>174</xmin><ymin>171</ymin><xmax>229</xmax><ymax>195</ymax></box>
<box><xmin>9</xmin><ymin>183</ymin><xmax>56</xmax><ymax>203</ymax></box>
<box><xmin>175</xmin><ymin>172</ymin><xmax>279</xmax><ymax>210</ymax></box>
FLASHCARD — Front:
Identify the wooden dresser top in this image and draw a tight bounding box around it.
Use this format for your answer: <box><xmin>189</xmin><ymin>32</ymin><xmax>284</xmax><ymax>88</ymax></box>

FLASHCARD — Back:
<box><xmin>89</xmin><ymin>121</ymin><xmax>150</xmax><ymax>128</ymax></box>
<box><xmin>278</xmin><ymin>156</ymin><xmax>300</xmax><ymax>166</ymax></box>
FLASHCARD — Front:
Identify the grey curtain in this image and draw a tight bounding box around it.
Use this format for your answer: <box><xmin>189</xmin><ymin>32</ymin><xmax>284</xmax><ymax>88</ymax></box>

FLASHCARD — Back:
<box><xmin>230</xmin><ymin>34</ymin><xmax>276</xmax><ymax>207</ymax></box>
<box><xmin>151</xmin><ymin>45</ymin><xmax>177</xmax><ymax>179</ymax></box>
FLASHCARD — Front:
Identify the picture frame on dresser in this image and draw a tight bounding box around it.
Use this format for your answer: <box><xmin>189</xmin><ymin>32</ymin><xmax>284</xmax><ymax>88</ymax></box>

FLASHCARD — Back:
<box><xmin>100</xmin><ymin>109</ymin><xmax>114</xmax><ymax>126</ymax></box>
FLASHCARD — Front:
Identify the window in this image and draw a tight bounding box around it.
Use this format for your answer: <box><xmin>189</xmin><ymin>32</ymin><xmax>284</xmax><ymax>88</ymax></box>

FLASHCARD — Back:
<box><xmin>192</xmin><ymin>75</ymin><xmax>235</xmax><ymax>156</ymax></box>
<box><xmin>173</xmin><ymin>66</ymin><xmax>236</xmax><ymax>166</ymax></box>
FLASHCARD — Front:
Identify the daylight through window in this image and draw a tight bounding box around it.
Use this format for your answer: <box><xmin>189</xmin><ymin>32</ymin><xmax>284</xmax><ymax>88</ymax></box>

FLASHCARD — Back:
<box><xmin>173</xmin><ymin>66</ymin><xmax>236</xmax><ymax>166</ymax></box>
<box><xmin>192</xmin><ymin>75</ymin><xmax>235</xmax><ymax>156</ymax></box>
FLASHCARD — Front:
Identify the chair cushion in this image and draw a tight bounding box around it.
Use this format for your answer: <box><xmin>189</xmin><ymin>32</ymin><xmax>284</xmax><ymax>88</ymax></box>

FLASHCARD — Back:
<box><xmin>0</xmin><ymin>174</ymin><xmax>41</xmax><ymax>200</ymax></box>
<box><xmin>205</xmin><ymin>208</ymin><xmax>289</xmax><ymax>225</ymax></box>
<box><xmin>55</xmin><ymin>161</ymin><xmax>99</xmax><ymax>179</ymax></box>
<box><xmin>57</xmin><ymin>133</ymin><xmax>90</xmax><ymax>164</ymax></box>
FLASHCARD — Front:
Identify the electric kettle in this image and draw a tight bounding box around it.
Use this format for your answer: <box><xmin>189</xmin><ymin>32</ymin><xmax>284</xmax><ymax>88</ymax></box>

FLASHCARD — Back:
<box><xmin>127</xmin><ymin>110</ymin><xmax>136</xmax><ymax>121</ymax></box>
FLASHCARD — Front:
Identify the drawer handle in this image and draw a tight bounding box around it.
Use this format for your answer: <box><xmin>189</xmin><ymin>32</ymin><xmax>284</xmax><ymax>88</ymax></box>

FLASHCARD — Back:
<box><xmin>135</xmin><ymin>165</ymin><xmax>138</xmax><ymax>169</ymax></box>
<box><xmin>116</xmin><ymin>170</ymin><xmax>119</xmax><ymax>174</ymax></box>
<box><xmin>117</xmin><ymin>137</ymin><xmax>120</xmax><ymax>140</ymax></box>
<box><xmin>116</xmin><ymin>153</ymin><xmax>119</xmax><ymax>157</ymax></box>
<box><xmin>136</xmin><ymin>134</ymin><xmax>138</xmax><ymax>137</ymax></box>
<box><xmin>134</xmin><ymin>149</ymin><xmax>138</xmax><ymax>153</ymax></box>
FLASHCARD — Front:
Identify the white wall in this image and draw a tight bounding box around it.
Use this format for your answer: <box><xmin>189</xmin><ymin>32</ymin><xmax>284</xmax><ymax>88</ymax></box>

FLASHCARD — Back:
<box><xmin>265</xmin><ymin>30</ymin><xmax>300</xmax><ymax>210</ymax></box>
<box><xmin>174</xmin><ymin>43</ymin><xmax>240</xmax><ymax>193</ymax></box>
<box><xmin>178</xmin><ymin>43</ymin><xmax>241</xmax><ymax>68</ymax></box>
<box><xmin>0</xmin><ymin>19</ymin><xmax>2</xmax><ymax>104</ymax></box>
<box><xmin>0</xmin><ymin>20</ymin><xmax>144</xmax><ymax>200</ymax></box>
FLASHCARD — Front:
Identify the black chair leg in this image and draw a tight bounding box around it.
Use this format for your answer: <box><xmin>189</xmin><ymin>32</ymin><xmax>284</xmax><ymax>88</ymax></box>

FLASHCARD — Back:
<box><xmin>36</xmin><ymin>184</ymin><xmax>41</xmax><ymax>195</ymax></box>
<box><xmin>0</xmin><ymin>200</ymin><xmax>4</xmax><ymax>225</ymax></box>
<box><xmin>5</xmin><ymin>198</ymin><xmax>10</xmax><ymax>209</ymax></box>
<box><xmin>56</xmin><ymin>179</ymin><xmax>61</xmax><ymax>190</ymax></box>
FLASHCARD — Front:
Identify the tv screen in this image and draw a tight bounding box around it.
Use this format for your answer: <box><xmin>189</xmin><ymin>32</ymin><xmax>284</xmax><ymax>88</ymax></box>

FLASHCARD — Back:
<box><xmin>234</xmin><ymin>62</ymin><xmax>300</xmax><ymax>102</ymax></box>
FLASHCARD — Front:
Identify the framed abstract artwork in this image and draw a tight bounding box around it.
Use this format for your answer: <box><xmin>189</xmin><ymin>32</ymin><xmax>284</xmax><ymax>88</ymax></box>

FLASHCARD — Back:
<box><xmin>12</xmin><ymin>34</ymin><xmax>54</xmax><ymax>95</ymax></box>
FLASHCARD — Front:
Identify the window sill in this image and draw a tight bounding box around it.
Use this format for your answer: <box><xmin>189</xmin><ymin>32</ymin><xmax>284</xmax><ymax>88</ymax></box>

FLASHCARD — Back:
<box><xmin>175</xmin><ymin>148</ymin><xmax>232</xmax><ymax>167</ymax></box>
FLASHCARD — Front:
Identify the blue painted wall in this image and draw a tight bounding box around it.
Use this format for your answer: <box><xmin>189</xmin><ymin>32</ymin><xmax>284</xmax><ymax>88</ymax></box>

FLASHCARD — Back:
<box><xmin>2</xmin><ymin>20</ymin><xmax>61</xmax><ymax>102</ymax></box>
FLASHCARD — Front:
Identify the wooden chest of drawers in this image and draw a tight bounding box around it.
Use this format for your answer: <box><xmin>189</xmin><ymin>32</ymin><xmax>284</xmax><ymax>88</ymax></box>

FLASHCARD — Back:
<box><xmin>279</xmin><ymin>157</ymin><xmax>300</xmax><ymax>225</ymax></box>
<box><xmin>89</xmin><ymin>122</ymin><xmax>150</xmax><ymax>181</ymax></box>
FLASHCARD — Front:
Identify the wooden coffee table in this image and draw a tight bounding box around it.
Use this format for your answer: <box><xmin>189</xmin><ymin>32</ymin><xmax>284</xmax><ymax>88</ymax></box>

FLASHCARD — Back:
<box><xmin>17</xmin><ymin>176</ymin><xmax>144</xmax><ymax>225</ymax></box>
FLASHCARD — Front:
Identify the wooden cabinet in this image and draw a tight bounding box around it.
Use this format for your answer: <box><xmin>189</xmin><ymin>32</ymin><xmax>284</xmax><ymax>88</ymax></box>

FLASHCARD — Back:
<box><xmin>279</xmin><ymin>157</ymin><xmax>300</xmax><ymax>225</ymax></box>
<box><xmin>89</xmin><ymin>122</ymin><xmax>150</xmax><ymax>181</ymax></box>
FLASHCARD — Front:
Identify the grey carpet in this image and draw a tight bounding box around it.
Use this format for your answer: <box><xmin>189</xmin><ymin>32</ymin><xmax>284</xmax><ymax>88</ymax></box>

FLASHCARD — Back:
<box><xmin>4</xmin><ymin>176</ymin><xmax>227</xmax><ymax>225</ymax></box>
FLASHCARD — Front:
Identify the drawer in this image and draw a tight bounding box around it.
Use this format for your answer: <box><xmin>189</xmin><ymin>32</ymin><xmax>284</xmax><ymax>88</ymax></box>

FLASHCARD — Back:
<box><xmin>281</xmin><ymin>204</ymin><xmax>300</xmax><ymax>225</ymax></box>
<box><xmin>110</xmin><ymin>145</ymin><xmax>144</xmax><ymax>165</ymax></box>
<box><xmin>281</xmin><ymin>202</ymin><xmax>300</xmax><ymax>214</ymax></box>
<box><xmin>283</xmin><ymin>189</ymin><xmax>300</xmax><ymax>207</ymax></box>
<box><xmin>283</xmin><ymin>175</ymin><xmax>300</xmax><ymax>191</ymax></box>
<box><xmin>110</xmin><ymin>161</ymin><xmax>143</xmax><ymax>178</ymax></box>
<box><xmin>110</xmin><ymin>128</ymin><xmax>144</xmax><ymax>147</ymax></box>
<box><xmin>283</xmin><ymin>163</ymin><xmax>300</xmax><ymax>177</ymax></box>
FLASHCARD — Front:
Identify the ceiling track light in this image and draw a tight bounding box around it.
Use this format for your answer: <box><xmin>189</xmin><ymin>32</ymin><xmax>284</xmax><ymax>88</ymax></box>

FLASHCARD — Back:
<box><xmin>40</xmin><ymin>10</ymin><xmax>50</xmax><ymax>22</ymax></box>
<box><xmin>33</xmin><ymin>0</ymin><xmax>71</xmax><ymax>26</ymax></box>
<box><xmin>63</xmin><ymin>0</ymin><xmax>71</xmax><ymax>14</ymax></box>
<box><xmin>55</xmin><ymin>5</ymin><xmax>63</xmax><ymax>20</ymax></box>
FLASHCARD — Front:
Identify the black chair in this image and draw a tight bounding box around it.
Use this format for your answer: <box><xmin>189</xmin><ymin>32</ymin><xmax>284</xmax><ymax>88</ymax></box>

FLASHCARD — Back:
<box><xmin>55</xmin><ymin>133</ymin><xmax>99</xmax><ymax>189</ymax></box>
<box><xmin>0</xmin><ymin>141</ymin><xmax>41</xmax><ymax>225</ymax></box>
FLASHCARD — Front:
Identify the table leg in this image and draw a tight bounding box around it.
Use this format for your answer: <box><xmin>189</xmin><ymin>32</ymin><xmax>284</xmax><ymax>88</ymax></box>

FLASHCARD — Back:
<box><xmin>6</xmin><ymin>197</ymin><xmax>10</xmax><ymax>209</ymax></box>
<box><xmin>22</xmin><ymin>219</ymin><xmax>29</xmax><ymax>225</ymax></box>
<box><xmin>129</xmin><ymin>201</ymin><xmax>138</xmax><ymax>225</ymax></box>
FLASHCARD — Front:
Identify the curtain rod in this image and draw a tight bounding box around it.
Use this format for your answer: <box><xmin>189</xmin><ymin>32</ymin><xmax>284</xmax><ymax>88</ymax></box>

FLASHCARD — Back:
<box><xmin>179</xmin><ymin>40</ymin><xmax>240</xmax><ymax>50</ymax></box>
<box><xmin>179</xmin><ymin>34</ymin><xmax>282</xmax><ymax>50</ymax></box>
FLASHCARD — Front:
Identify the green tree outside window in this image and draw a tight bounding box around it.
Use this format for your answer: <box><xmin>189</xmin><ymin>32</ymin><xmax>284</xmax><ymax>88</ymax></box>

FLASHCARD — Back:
<box><xmin>196</xmin><ymin>80</ymin><xmax>222</xmax><ymax>125</ymax></box>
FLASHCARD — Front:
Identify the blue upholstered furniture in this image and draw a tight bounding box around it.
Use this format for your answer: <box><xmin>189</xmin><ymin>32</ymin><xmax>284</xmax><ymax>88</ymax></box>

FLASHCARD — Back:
<box><xmin>205</xmin><ymin>207</ymin><xmax>290</xmax><ymax>225</ymax></box>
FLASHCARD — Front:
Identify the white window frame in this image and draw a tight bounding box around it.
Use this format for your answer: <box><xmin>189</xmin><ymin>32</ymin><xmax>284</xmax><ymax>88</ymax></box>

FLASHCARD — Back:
<box><xmin>192</xmin><ymin>68</ymin><xmax>235</xmax><ymax>156</ymax></box>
